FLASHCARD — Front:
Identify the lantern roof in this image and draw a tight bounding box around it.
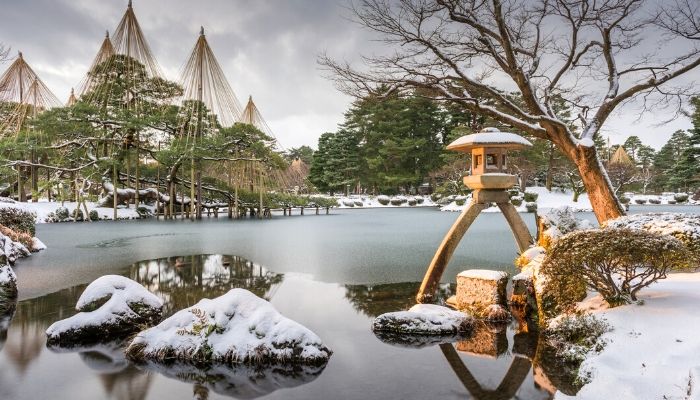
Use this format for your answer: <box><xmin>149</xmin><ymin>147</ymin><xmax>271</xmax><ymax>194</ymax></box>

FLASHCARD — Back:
<box><xmin>446</xmin><ymin>127</ymin><xmax>532</xmax><ymax>152</ymax></box>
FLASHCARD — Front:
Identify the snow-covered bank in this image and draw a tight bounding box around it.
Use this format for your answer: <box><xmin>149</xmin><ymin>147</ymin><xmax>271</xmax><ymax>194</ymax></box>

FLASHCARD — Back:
<box><xmin>0</xmin><ymin>198</ymin><xmax>149</xmax><ymax>223</ymax></box>
<box><xmin>559</xmin><ymin>273</ymin><xmax>700</xmax><ymax>399</ymax></box>
<box><xmin>335</xmin><ymin>194</ymin><xmax>436</xmax><ymax>209</ymax></box>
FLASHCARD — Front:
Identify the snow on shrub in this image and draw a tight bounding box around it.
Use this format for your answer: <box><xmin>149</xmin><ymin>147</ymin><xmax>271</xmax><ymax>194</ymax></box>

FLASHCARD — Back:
<box><xmin>414</xmin><ymin>196</ymin><xmax>425</xmax><ymax>204</ymax></box>
<box><xmin>0</xmin><ymin>225</ymin><xmax>34</xmax><ymax>251</ymax></box>
<box><xmin>674</xmin><ymin>193</ymin><xmax>689</xmax><ymax>203</ymax></box>
<box><xmin>46</xmin><ymin>275</ymin><xmax>163</xmax><ymax>345</ymax></box>
<box><xmin>372</xmin><ymin>304</ymin><xmax>474</xmax><ymax>336</ymax></box>
<box><xmin>0</xmin><ymin>264</ymin><xmax>17</xmax><ymax>300</ymax></box>
<box><xmin>55</xmin><ymin>206</ymin><xmax>70</xmax><ymax>221</ymax></box>
<box><xmin>511</xmin><ymin>197</ymin><xmax>523</xmax><ymax>206</ymax></box>
<box><xmin>377</xmin><ymin>195</ymin><xmax>390</xmax><ymax>206</ymax></box>
<box><xmin>0</xmin><ymin>231</ymin><xmax>31</xmax><ymax>264</ymax></box>
<box><xmin>126</xmin><ymin>288</ymin><xmax>331</xmax><ymax>365</ymax></box>
<box><xmin>524</xmin><ymin>192</ymin><xmax>539</xmax><ymax>202</ymax></box>
<box><xmin>454</xmin><ymin>195</ymin><xmax>467</xmax><ymax>206</ymax></box>
<box><xmin>0</xmin><ymin>207</ymin><xmax>36</xmax><ymax>236</ymax></box>
<box><xmin>72</xmin><ymin>208</ymin><xmax>84</xmax><ymax>221</ymax></box>
<box><xmin>541</xmin><ymin>229</ymin><xmax>691</xmax><ymax>307</ymax></box>
<box><xmin>618</xmin><ymin>196</ymin><xmax>630</xmax><ymax>204</ymax></box>
<box><xmin>634</xmin><ymin>198</ymin><xmax>647</xmax><ymax>204</ymax></box>
<box><xmin>389</xmin><ymin>197</ymin><xmax>403</xmax><ymax>206</ymax></box>
<box><xmin>603</xmin><ymin>213</ymin><xmax>700</xmax><ymax>266</ymax></box>
<box><xmin>648</xmin><ymin>198</ymin><xmax>661</xmax><ymax>204</ymax></box>
<box><xmin>341</xmin><ymin>199</ymin><xmax>355</xmax><ymax>207</ymax></box>
<box><xmin>407</xmin><ymin>197</ymin><xmax>417</xmax><ymax>206</ymax></box>
<box><xmin>136</xmin><ymin>206</ymin><xmax>152</xmax><ymax>218</ymax></box>
<box><xmin>88</xmin><ymin>210</ymin><xmax>99</xmax><ymax>221</ymax></box>
<box><xmin>538</xmin><ymin>206</ymin><xmax>592</xmax><ymax>245</ymax></box>
<box><xmin>525</xmin><ymin>202</ymin><xmax>538</xmax><ymax>213</ymax></box>
<box><xmin>544</xmin><ymin>314</ymin><xmax>609</xmax><ymax>364</ymax></box>
<box><xmin>353</xmin><ymin>200</ymin><xmax>364</xmax><ymax>207</ymax></box>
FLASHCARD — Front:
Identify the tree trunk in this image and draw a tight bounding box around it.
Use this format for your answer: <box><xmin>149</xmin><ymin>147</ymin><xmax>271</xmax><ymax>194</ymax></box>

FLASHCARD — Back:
<box><xmin>573</xmin><ymin>145</ymin><xmax>624</xmax><ymax>223</ymax></box>
<box><xmin>545</xmin><ymin>143</ymin><xmax>554</xmax><ymax>191</ymax></box>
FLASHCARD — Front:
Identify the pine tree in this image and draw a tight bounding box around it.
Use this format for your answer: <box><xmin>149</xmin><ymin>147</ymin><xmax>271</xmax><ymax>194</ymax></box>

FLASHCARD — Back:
<box><xmin>671</xmin><ymin>98</ymin><xmax>700</xmax><ymax>192</ymax></box>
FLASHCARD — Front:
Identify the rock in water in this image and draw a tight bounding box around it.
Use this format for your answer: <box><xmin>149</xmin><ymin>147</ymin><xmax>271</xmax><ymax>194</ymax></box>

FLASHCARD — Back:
<box><xmin>46</xmin><ymin>275</ymin><xmax>163</xmax><ymax>345</ymax></box>
<box><xmin>372</xmin><ymin>304</ymin><xmax>474</xmax><ymax>335</ymax></box>
<box><xmin>125</xmin><ymin>288</ymin><xmax>331</xmax><ymax>365</ymax></box>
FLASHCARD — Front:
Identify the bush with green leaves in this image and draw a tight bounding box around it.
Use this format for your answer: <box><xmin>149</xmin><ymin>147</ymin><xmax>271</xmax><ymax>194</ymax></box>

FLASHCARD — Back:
<box><xmin>455</xmin><ymin>196</ymin><xmax>466</xmax><ymax>206</ymax></box>
<box><xmin>634</xmin><ymin>198</ymin><xmax>647</xmax><ymax>204</ymax></box>
<box><xmin>524</xmin><ymin>192</ymin><xmax>539</xmax><ymax>202</ymax></box>
<box><xmin>674</xmin><ymin>193</ymin><xmax>689</xmax><ymax>203</ymax></box>
<box><xmin>511</xmin><ymin>197</ymin><xmax>523</xmax><ymax>207</ymax></box>
<box><xmin>88</xmin><ymin>210</ymin><xmax>100</xmax><ymax>221</ymax></box>
<box><xmin>0</xmin><ymin>207</ymin><xmax>36</xmax><ymax>236</ymax></box>
<box><xmin>525</xmin><ymin>202</ymin><xmax>538</xmax><ymax>213</ymax></box>
<box><xmin>72</xmin><ymin>208</ymin><xmax>84</xmax><ymax>222</ymax></box>
<box><xmin>648</xmin><ymin>198</ymin><xmax>661</xmax><ymax>204</ymax></box>
<box><xmin>377</xmin><ymin>195</ymin><xmax>390</xmax><ymax>205</ymax></box>
<box><xmin>55</xmin><ymin>207</ymin><xmax>70</xmax><ymax>222</ymax></box>
<box><xmin>542</xmin><ymin>228</ymin><xmax>691</xmax><ymax>307</ymax></box>
<box><xmin>618</xmin><ymin>196</ymin><xmax>630</xmax><ymax>204</ymax></box>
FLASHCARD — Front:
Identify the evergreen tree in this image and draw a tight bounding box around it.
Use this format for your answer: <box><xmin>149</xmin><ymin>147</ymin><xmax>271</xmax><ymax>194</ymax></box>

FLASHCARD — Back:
<box><xmin>654</xmin><ymin>130</ymin><xmax>690</xmax><ymax>191</ymax></box>
<box><xmin>672</xmin><ymin>98</ymin><xmax>700</xmax><ymax>192</ymax></box>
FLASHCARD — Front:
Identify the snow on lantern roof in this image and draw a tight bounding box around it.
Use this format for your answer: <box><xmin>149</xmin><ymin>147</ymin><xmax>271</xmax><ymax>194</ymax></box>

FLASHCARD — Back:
<box><xmin>446</xmin><ymin>127</ymin><xmax>532</xmax><ymax>152</ymax></box>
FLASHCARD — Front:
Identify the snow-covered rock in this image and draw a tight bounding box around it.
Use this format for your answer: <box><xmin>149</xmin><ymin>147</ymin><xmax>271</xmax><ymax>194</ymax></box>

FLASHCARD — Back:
<box><xmin>126</xmin><ymin>288</ymin><xmax>331</xmax><ymax>365</ymax></box>
<box><xmin>0</xmin><ymin>233</ymin><xmax>30</xmax><ymax>264</ymax></box>
<box><xmin>0</xmin><ymin>264</ymin><xmax>17</xmax><ymax>299</ymax></box>
<box><xmin>372</xmin><ymin>304</ymin><xmax>474</xmax><ymax>335</ymax></box>
<box><xmin>46</xmin><ymin>275</ymin><xmax>163</xmax><ymax>345</ymax></box>
<box><xmin>539</xmin><ymin>206</ymin><xmax>593</xmax><ymax>239</ymax></box>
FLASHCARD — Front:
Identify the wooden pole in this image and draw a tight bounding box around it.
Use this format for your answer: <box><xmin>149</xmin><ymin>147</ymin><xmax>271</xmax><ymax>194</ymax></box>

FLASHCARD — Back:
<box><xmin>134</xmin><ymin>131</ymin><xmax>140</xmax><ymax>206</ymax></box>
<box><xmin>416</xmin><ymin>200</ymin><xmax>487</xmax><ymax>303</ymax></box>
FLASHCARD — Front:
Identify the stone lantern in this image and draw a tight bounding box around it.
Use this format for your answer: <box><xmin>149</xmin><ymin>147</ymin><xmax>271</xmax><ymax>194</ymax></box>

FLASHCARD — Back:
<box><xmin>417</xmin><ymin>127</ymin><xmax>535</xmax><ymax>303</ymax></box>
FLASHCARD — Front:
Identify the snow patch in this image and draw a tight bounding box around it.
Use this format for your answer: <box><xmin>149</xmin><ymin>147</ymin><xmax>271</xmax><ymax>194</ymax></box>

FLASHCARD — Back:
<box><xmin>457</xmin><ymin>269</ymin><xmax>508</xmax><ymax>281</ymax></box>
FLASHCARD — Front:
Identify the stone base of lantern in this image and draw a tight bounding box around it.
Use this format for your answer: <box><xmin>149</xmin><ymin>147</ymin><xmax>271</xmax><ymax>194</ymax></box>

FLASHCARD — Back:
<box><xmin>464</xmin><ymin>174</ymin><xmax>517</xmax><ymax>190</ymax></box>
<box><xmin>456</xmin><ymin>269</ymin><xmax>509</xmax><ymax>317</ymax></box>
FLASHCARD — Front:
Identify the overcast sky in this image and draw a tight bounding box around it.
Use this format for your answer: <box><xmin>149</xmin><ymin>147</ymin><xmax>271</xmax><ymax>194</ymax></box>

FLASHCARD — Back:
<box><xmin>0</xmin><ymin>0</ymin><xmax>696</xmax><ymax>150</ymax></box>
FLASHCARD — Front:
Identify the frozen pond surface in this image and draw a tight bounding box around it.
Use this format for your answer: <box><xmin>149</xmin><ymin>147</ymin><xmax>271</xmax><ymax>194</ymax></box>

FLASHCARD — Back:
<box><xmin>1</xmin><ymin>205</ymin><xmax>697</xmax><ymax>399</ymax></box>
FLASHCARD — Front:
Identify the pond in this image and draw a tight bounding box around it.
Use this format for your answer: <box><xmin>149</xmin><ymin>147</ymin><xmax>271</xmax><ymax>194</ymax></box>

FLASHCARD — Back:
<box><xmin>1</xmin><ymin>205</ymin><xmax>698</xmax><ymax>399</ymax></box>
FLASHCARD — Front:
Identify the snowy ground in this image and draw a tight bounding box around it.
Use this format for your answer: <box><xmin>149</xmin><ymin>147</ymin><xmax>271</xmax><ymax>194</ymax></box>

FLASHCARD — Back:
<box><xmin>557</xmin><ymin>273</ymin><xmax>700</xmax><ymax>400</ymax></box>
<box><xmin>0</xmin><ymin>199</ymin><xmax>152</xmax><ymax>223</ymax></box>
<box><xmin>440</xmin><ymin>186</ymin><xmax>698</xmax><ymax>213</ymax></box>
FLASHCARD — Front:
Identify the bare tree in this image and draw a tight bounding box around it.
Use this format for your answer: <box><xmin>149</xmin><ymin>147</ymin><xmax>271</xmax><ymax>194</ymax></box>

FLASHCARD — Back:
<box><xmin>321</xmin><ymin>0</ymin><xmax>700</xmax><ymax>223</ymax></box>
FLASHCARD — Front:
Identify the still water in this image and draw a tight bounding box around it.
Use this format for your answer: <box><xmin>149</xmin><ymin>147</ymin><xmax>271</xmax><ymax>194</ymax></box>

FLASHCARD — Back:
<box><xmin>1</xmin><ymin>206</ymin><xmax>697</xmax><ymax>399</ymax></box>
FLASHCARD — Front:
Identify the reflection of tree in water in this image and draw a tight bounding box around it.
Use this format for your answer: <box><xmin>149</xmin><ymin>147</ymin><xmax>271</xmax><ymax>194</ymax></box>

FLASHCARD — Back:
<box><xmin>48</xmin><ymin>340</ymin><xmax>154</xmax><ymax>400</ymax></box>
<box><xmin>129</xmin><ymin>255</ymin><xmax>284</xmax><ymax>316</ymax></box>
<box><xmin>0</xmin><ymin>298</ymin><xmax>16</xmax><ymax>354</ymax></box>
<box><xmin>344</xmin><ymin>282</ymin><xmax>454</xmax><ymax>318</ymax></box>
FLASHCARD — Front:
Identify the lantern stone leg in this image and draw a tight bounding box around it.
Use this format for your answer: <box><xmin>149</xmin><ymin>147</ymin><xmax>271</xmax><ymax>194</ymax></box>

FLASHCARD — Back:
<box><xmin>497</xmin><ymin>202</ymin><xmax>533</xmax><ymax>253</ymax></box>
<box><xmin>416</xmin><ymin>199</ymin><xmax>486</xmax><ymax>303</ymax></box>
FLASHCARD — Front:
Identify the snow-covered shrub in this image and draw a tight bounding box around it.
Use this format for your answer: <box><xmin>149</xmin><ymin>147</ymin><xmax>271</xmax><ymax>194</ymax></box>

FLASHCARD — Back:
<box><xmin>524</xmin><ymin>192</ymin><xmax>539</xmax><ymax>202</ymax></box>
<box><xmin>407</xmin><ymin>197</ymin><xmax>417</xmax><ymax>206</ymax></box>
<box><xmin>377</xmin><ymin>195</ymin><xmax>390</xmax><ymax>205</ymax></box>
<box><xmin>373</xmin><ymin>304</ymin><xmax>474</xmax><ymax>335</ymax></box>
<box><xmin>72</xmin><ymin>208</ymin><xmax>84</xmax><ymax>222</ymax></box>
<box><xmin>544</xmin><ymin>314</ymin><xmax>609</xmax><ymax>364</ymax></box>
<box><xmin>604</xmin><ymin>213</ymin><xmax>700</xmax><ymax>266</ymax></box>
<box><xmin>508</xmin><ymin>189</ymin><xmax>520</xmax><ymax>198</ymax></box>
<box><xmin>126</xmin><ymin>288</ymin><xmax>331</xmax><ymax>365</ymax></box>
<box><xmin>542</xmin><ymin>229</ymin><xmax>691</xmax><ymax>306</ymax></box>
<box><xmin>136</xmin><ymin>206</ymin><xmax>152</xmax><ymax>218</ymax></box>
<box><xmin>648</xmin><ymin>198</ymin><xmax>661</xmax><ymax>204</ymax></box>
<box><xmin>88</xmin><ymin>210</ymin><xmax>99</xmax><ymax>221</ymax></box>
<box><xmin>46</xmin><ymin>275</ymin><xmax>163</xmax><ymax>345</ymax></box>
<box><xmin>341</xmin><ymin>199</ymin><xmax>355</xmax><ymax>207</ymax></box>
<box><xmin>634</xmin><ymin>198</ymin><xmax>647</xmax><ymax>204</ymax></box>
<box><xmin>390</xmin><ymin>197</ymin><xmax>402</xmax><ymax>206</ymax></box>
<box><xmin>0</xmin><ymin>207</ymin><xmax>36</xmax><ymax>236</ymax></box>
<box><xmin>525</xmin><ymin>202</ymin><xmax>538</xmax><ymax>213</ymax></box>
<box><xmin>537</xmin><ymin>206</ymin><xmax>593</xmax><ymax>248</ymax></box>
<box><xmin>397</xmin><ymin>196</ymin><xmax>408</xmax><ymax>204</ymax></box>
<box><xmin>0</xmin><ymin>264</ymin><xmax>17</xmax><ymax>300</ymax></box>
<box><xmin>0</xmin><ymin>232</ymin><xmax>31</xmax><ymax>264</ymax></box>
<box><xmin>414</xmin><ymin>196</ymin><xmax>424</xmax><ymax>204</ymax></box>
<box><xmin>618</xmin><ymin>196</ymin><xmax>630</xmax><ymax>204</ymax></box>
<box><xmin>674</xmin><ymin>193</ymin><xmax>689</xmax><ymax>203</ymax></box>
<box><xmin>454</xmin><ymin>196</ymin><xmax>466</xmax><ymax>206</ymax></box>
<box><xmin>353</xmin><ymin>200</ymin><xmax>363</xmax><ymax>207</ymax></box>
<box><xmin>668</xmin><ymin>199</ymin><xmax>677</xmax><ymax>204</ymax></box>
<box><xmin>55</xmin><ymin>206</ymin><xmax>70</xmax><ymax>222</ymax></box>
<box><xmin>510</xmin><ymin>197</ymin><xmax>523</xmax><ymax>206</ymax></box>
<box><xmin>430</xmin><ymin>193</ymin><xmax>442</xmax><ymax>202</ymax></box>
